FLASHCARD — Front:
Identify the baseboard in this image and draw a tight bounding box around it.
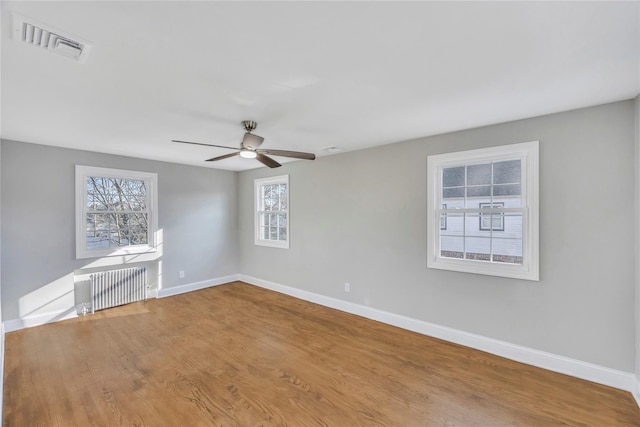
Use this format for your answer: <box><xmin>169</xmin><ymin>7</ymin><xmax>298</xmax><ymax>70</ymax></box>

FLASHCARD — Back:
<box><xmin>2</xmin><ymin>275</ymin><xmax>239</xmax><ymax>333</ymax></box>
<box><xmin>238</xmin><ymin>274</ymin><xmax>636</xmax><ymax>393</ymax></box>
<box><xmin>157</xmin><ymin>274</ymin><xmax>240</xmax><ymax>298</ymax></box>
<box><xmin>3</xmin><ymin>273</ymin><xmax>636</xmax><ymax>395</ymax></box>
<box><xmin>3</xmin><ymin>308</ymin><xmax>78</xmax><ymax>333</ymax></box>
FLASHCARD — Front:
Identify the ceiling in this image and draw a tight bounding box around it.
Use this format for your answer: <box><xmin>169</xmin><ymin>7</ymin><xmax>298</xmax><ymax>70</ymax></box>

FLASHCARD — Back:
<box><xmin>1</xmin><ymin>1</ymin><xmax>639</xmax><ymax>171</ymax></box>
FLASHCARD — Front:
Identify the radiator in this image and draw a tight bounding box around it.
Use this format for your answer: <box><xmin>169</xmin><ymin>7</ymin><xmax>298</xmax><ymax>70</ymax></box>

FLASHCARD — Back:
<box><xmin>90</xmin><ymin>267</ymin><xmax>147</xmax><ymax>313</ymax></box>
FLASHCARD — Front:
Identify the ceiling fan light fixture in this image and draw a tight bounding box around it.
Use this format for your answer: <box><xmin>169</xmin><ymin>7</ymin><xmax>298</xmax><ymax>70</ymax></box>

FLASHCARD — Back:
<box><xmin>242</xmin><ymin>132</ymin><xmax>264</xmax><ymax>149</ymax></box>
<box><xmin>240</xmin><ymin>149</ymin><xmax>257</xmax><ymax>159</ymax></box>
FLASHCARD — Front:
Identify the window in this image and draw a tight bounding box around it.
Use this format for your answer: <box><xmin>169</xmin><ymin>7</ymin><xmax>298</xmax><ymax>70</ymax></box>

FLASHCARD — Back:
<box><xmin>255</xmin><ymin>174</ymin><xmax>289</xmax><ymax>249</ymax></box>
<box><xmin>76</xmin><ymin>166</ymin><xmax>158</xmax><ymax>259</ymax></box>
<box><xmin>479</xmin><ymin>202</ymin><xmax>504</xmax><ymax>231</ymax></box>
<box><xmin>427</xmin><ymin>141</ymin><xmax>539</xmax><ymax>280</ymax></box>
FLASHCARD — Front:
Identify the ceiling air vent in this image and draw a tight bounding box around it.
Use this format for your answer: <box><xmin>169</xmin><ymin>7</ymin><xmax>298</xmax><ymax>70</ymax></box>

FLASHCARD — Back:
<box><xmin>12</xmin><ymin>13</ymin><xmax>92</xmax><ymax>63</ymax></box>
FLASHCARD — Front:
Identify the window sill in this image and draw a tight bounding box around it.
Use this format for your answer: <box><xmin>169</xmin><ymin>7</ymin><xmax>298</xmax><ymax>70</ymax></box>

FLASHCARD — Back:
<box><xmin>427</xmin><ymin>256</ymin><xmax>539</xmax><ymax>281</ymax></box>
<box><xmin>255</xmin><ymin>240</ymin><xmax>289</xmax><ymax>249</ymax></box>
<box><xmin>76</xmin><ymin>245</ymin><xmax>157</xmax><ymax>260</ymax></box>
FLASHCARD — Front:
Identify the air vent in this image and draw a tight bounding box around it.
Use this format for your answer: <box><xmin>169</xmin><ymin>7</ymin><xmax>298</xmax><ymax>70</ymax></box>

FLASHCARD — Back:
<box><xmin>12</xmin><ymin>13</ymin><xmax>92</xmax><ymax>63</ymax></box>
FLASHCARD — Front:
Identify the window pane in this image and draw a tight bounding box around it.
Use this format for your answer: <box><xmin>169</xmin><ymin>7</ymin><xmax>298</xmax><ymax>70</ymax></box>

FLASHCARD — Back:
<box><xmin>277</xmin><ymin>213</ymin><xmax>287</xmax><ymax>227</ymax></box>
<box><xmin>479</xmin><ymin>213</ymin><xmax>505</xmax><ymax>231</ymax></box>
<box><xmin>443</xmin><ymin>187</ymin><xmax>464</xmax><ymax>199</ymax></box>
<box><xmin>465</xmin><ymin>236</ymin><xmax>491</xmax><ymax>261</ymax></box>
<box><xmin>493</xmin><ymin>184</ymin><xmax>521</xmax><ymax>196</ymax></box>
<box><xmin>129</xmin><ymin>228</ymin><xmax>148</xmax><ymax>245</ymax></box>
<box><xmin>278</xmin><ymin>227</ymin><xmax>287</xmax><ymax>241</ymax></box>
<box><xmin>87</xmin><ymin>176</ymin><xmax>147</xmax><ymax>212</ymax></box>
<box><xmin>493</xmin><ymin>160</ymin><xmax>521</xmax><ymax>184</ymax></box>
<box><xmin>479</xmin><ymin>203</ymin><xmax>504</xmax><ymax>231</ymax></box>
<box><xmin>99</xmin><ymin>213</ymin><xmax>148</xmax><ymax>247</ymax></box>
<box><xmin>465</xmin><ymin>213</ymin><xmax>486</xmax><ymax>238</ymax></box>
<box><xmin>491</xmin><ymin>214</ymin><xmax>504</xmax><ymax>231</ymax></box>
<box><xmin>492</xmin><ymin>212</ymin><xmax>523</xmax><ymax>264</ymax></box>
<box><xmin>269</xmin><ymin>227</ymin><xmax>278</xmax><ymax>240</ymax></box>
<box><xmin>86</xmin><ymin>193</ymin><xmax>95</xmax><ymax>210</ymax></box>
<box><xmin>87</xmin><ymin>213</ymin><xmax>109</xmax><ymax>248</ymax></box>
<box><xmin>441</xmin><ymin>237</ymin><xmax>464</xmax><ymax>258</ymax></box>
<box><xmin>467</xmin><ymin>186</ymin><xmax>491</xmax><ymax>197</ymax></box>
<box><xmin>268</xmin><ymin>213</ymin><xmax>278</xmax><ymax>227</ymax></box>
<box><xmin>128</xmin><ymin>213</ymin><xmax>149</xmax><ymax>244</ymax></box>
<box><xmin>466</xmin><ymin>163</ymin><xmax>491</xmax><ymax>186</ymax></box>
<box><xmin>443</xmin><ymin>166</ymin><xmax>464</xmax><ymax>188</ymax></box>
<box><xmin>441</xmin><ymin>212</ymin><xmax>464</xmax><ymax>237</ymax></box>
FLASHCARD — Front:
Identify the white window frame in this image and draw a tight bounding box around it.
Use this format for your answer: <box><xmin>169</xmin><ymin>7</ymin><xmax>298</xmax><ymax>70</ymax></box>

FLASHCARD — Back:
<box><xmin>427</xmin><ymin>141</ymin><xmax>539</xmax><ymax>281</ymax></box>
<box><xmin>254</xmin><ymin>174</ymin><xmax>289</xmax><ymax>249</ymax></box>
<box><xmin>76</xmin><ymin>165</ymin><xmax>158</xmax><ymax>259</ymax></box>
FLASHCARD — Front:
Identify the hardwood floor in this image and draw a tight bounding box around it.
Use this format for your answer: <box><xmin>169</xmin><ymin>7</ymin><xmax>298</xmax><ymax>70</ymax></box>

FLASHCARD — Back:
<box><xmin>3</xmin><ymin>281</ymin><xmax>639</xmax><ymax>426</ymax></box>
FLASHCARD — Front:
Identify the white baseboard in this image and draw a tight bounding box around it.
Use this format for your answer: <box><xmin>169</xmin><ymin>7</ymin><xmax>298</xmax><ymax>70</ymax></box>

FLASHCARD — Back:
<box><xmin>2</xmin><ymin>273</ymin><xmax>636</xmax><ymax>396</ymax></box>
<box><xmin>157</xmin><ymin>274</ymin><xmax>240</xmax><ymax>298</ymax></box>
<box><xmin>238</xmin><ymin>274</ymin><xmax>636</xmax><ymax>393</ymax></box>
<box><xmin>2</xmin><ymin>275</ymin><xmax>239</xmax><ymax>333</ymax></box>
<box><xmin>3</xmin><ymin>308</ymin><xmax>78</xmax><ymax>333</ymax></box>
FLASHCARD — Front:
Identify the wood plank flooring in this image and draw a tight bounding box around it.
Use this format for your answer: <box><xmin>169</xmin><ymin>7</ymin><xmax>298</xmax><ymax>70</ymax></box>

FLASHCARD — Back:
<box><xmin>3</xmin><ymin>281</ymin><xmax>640</xmax><ymax>426</ymax></box>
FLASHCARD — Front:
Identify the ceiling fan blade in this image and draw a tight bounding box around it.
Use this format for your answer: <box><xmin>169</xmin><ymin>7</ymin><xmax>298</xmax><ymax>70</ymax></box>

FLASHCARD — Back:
<box><xmin>172</xmin><ymin>139</ymin><xmax>238</xmax><ymax>150</ymax></box>
<box><xmin>256</xmin><ymin>153</ymin><xmax>282</xmax><ymax>168</ymax></box>
<box><xmin>206</xmin><ymin>152</ymin><xmax>240</xmax><ymax>162</ymax></box>
<box><xmin>257</xmin><ymin>149</ymin><xmax>316</xmax><ymax>160</ymax></box>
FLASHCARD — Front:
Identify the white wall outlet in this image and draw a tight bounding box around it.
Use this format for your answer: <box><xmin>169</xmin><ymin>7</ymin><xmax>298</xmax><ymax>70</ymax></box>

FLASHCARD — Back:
<box><xmin>179</xmin><ymin>271</ymin><xmax>185</xmax><ymax>279</ymax></box>
<box><xmin>344</xmin><ymin>282</ymin><xmax>351</xmax><ymax>292</ymax></box>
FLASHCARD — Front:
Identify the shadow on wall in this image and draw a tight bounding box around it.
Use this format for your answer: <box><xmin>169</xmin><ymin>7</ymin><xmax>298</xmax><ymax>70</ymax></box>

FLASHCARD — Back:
<box><xmin>11</xmin><ymin>229</ymin><xmax>164</xmax><ymax>330</ymax></box>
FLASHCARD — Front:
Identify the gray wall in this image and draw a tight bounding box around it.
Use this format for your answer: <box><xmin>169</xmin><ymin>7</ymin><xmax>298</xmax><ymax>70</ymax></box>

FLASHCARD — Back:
<box><xmin>238</xmin><ymin>100</ymin><xmax>636</xmax><ymax>372</ymax></box>
<box><xmin>1</xmin><ymin>140</ymin><xmax>238</xmax><ymax>320</ymax></box>
<box><xmin>635</xmin><ymin>94</ymin><xmax>640</xmax><ymax>386</ymax></box>
<box><xmin>1</xmin><ymin>100</ymin><xmax>636</xmax><ymax>374</ymax></box>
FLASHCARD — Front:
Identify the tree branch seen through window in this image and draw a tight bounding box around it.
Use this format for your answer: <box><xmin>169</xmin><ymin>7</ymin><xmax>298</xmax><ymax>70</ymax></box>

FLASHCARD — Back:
<box><xmin>86</xmin><ymin>177</ymin><xmax>149</xmax><ymax>249</ymax></box>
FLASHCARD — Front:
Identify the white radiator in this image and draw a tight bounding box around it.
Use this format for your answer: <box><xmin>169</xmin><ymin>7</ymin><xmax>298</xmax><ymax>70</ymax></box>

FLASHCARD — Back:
<box><xmin>90</xmin><ymin>267</ymin><xmax>147</xmax><ymax>313</ymax></box>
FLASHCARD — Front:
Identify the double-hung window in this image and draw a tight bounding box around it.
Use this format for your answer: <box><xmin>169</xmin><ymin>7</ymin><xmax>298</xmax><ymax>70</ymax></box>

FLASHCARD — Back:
<box><xmin>255</xmin><ymin>174</ymin><xmax>289</xmax><ymax>249</ymax></box>
<box><xmin>76</xmin><ymin>165</ymin><xmax>158</xmax><ymax>259</ymax></box>
<box><xmin>427</xmin><ymin>141</ymin><xmax>539</xmax><ymax>280</ymax></box>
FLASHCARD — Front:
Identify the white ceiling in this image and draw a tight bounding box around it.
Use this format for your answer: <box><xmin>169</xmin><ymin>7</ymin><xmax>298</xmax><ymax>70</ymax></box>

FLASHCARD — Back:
<box><xmin>1</xmin><ymin>1</ymin><xmax>639</xmax><ymax>171</ymax></box>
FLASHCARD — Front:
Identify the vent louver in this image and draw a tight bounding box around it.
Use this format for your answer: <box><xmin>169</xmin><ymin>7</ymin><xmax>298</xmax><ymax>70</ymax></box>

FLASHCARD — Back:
<box><xmin>12</xmin><ymin>13</ymin><xmax>92</xmax><ymax>63</ymax></box>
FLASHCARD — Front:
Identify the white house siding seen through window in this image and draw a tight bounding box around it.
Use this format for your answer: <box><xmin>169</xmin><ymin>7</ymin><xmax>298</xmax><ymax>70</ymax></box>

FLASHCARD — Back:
<box><xmin>427</xmin><ymin>141</ymin><xmax>539</xmax><ymax>281</ymax></box>
<box><xmin>440</xmin><ymin>160</ymin><xmax>522</xmax><ymax>264</ymax></box>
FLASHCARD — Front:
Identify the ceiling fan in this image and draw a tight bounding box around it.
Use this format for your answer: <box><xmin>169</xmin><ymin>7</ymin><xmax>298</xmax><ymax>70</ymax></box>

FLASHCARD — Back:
<box><xmin>172</xmin><ymin>120</ymin><xmax>316</xmax><ymax>168</ymax></box>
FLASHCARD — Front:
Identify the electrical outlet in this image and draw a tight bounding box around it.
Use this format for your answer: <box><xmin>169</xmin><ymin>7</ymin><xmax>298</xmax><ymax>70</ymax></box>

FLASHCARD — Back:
<box><xmin>344</xmin><ymin>282</ymin><xmax>351</xmax><ymax>293</ymax></box>
<box><xmin>179</xmin><ymin>271</ymin><xmax>185</xmax><ymax>279</ymax></box>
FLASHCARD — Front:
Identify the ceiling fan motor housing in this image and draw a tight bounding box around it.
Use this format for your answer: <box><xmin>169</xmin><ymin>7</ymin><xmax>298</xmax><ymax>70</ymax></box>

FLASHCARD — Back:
<box><xmin>242</xmin><ymin>132</ymin><xmax>264</xmax><ymax>150</ymax></box>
